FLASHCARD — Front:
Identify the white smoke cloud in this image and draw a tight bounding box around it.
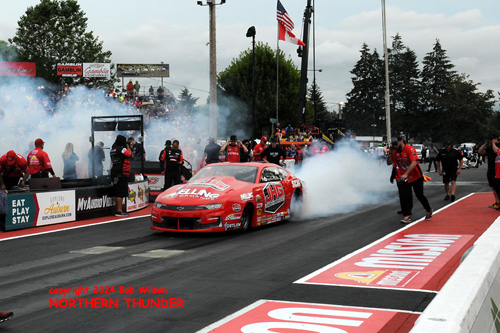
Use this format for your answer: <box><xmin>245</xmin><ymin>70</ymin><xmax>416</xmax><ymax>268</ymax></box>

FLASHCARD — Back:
<box><xmin>295</xmin><ymin>142</ymin><xmax>395</xmax><ymax>219</ymax></box>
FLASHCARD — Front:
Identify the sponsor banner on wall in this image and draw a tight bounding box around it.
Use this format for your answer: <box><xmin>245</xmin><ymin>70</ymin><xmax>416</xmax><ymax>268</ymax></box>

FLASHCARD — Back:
<box><xmin>35</xmin><ymin>191</ymin><xmax>76</xmax><ymax>226</ymax></box>
<box><xmin>5</xmin><ymin>193</ymin><xmax>38</xmax><ymax>230</ymax></box>
<box><xmin>57</xmin><ymin>63</ymin><xmax>82</xmax><ymax>77</ymax></box>
<box><xmin>116</xmin><ymin>63</ymin><xmax>169</xmax><ymax>78</ymax></box>
<box><xmin>126</xmin><ymin>180</ymin><xmax>149</xmax><ymax>212</ymax></box>
<box><xmin>145</xmin><ymin>174</ymin><xmax>164</xmax><ymax>192</ymax></box>
<box><xmin>0</xmin><ymin>62</ymin><xmax>36</xmax><ymax>77</ymax></box>
<box><xmin>76</xmin><ymin>187</ymin><xmax>115</xmax><ymax>220</ymax></box>
<box><xmin>82</xmin><ymin>63</ymin><xmax>110</xmax><ymax>78</ymax></box>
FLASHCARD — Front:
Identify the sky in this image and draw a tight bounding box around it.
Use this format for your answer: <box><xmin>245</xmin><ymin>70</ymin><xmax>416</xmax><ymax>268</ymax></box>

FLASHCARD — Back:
<box><xmin>1</xmin><ymin>0</ymin><xmax>499</xmax><ymax>112</ymax></box>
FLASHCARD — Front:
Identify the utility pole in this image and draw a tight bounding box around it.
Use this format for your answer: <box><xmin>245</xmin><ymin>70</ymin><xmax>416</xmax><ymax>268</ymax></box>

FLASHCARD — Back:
<box><xmin>297</xmin><ymin>0</ymin><xmax>313</xmax><ymax>124</ymax></box>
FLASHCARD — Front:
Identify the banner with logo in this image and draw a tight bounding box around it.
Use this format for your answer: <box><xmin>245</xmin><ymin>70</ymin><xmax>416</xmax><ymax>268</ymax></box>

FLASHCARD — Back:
<box><xmin>5</xmin><ymin>193</ymin><xmax>37</xmax><ymax>230</ymax></box>
<box><xmin>126</xmin><ymin>180</ymin><xmax>149</xmax><ymax>212</ymax></box>
<box><xmin>0</xmin><ymin>62</ymin><xmax>36</xmax><ymax>77</ymax></box>
<box><xmin>57</xmin><ymin>63</ymin><xmax>82</xmax><ymax>77</ymax></box>
<box><xmin>35</xmin><ymin>191</ymin><xmax>76</xmax><ymax>226</ymax></box>
<box><xmin>76</xmin><ymin>187</ymin><xmax>115</xmax><ymax>220</ymax></box>
<box><xmin>116</xmin><ymin>63</ymin><xmax>169</xmax><ymax>78</ymax></box>
<box><xmin>82</xmin><ymin>63</ymin><xmax>110</xmax><ymax>78</ymax></box>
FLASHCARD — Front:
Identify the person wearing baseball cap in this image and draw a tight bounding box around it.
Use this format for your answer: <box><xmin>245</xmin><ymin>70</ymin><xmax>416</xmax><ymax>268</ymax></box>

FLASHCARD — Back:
<box><xmin>0</xmin><ymin>150</ymin><xmax>28</xmax><ymax>190</ymax></box>
<box><xmin>436</xmin><ymin>141</ymin><xmax>464</xmax><ymax>202</ymax></box>
<box><xmin>252</xmin><ymin>136</ymin><xmax>268</xmax><ymax>161</ymax></box>
<box><xmin>26</xmin><ymin>138</ymin><xmax>56</xmax><ymax>179</ymax></box>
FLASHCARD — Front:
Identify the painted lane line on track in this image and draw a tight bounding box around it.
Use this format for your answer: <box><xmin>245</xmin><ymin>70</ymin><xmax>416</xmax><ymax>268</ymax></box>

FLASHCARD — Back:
<box><xmin>295</xmin><ymin>192</ymin><xmax>496</xmax><ymax>292</ymax></box>
<box><xmin>0</xmin><ymin>213</ymin><xmax>151</xmax><ymax>242</ymax></box>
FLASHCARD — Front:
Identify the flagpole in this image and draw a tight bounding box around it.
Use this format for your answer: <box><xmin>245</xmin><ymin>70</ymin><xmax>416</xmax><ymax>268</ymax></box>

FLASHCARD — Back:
<box><xmin>276</xmin><ymin>21</ymin><xmax>280</xmax><ymax>136</ymax></box>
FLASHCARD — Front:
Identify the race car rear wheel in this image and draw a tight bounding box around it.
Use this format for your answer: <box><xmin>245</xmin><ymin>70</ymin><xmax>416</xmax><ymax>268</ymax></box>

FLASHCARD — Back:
<box><xmin>240</xmin><ymin>205</ymin><xmax>252</xmax><ymax>232</ymax></box>
<box><xmin>290</xmin><ymin>191</ymin><xmax>303</xmax><ymax>219</ymax></box>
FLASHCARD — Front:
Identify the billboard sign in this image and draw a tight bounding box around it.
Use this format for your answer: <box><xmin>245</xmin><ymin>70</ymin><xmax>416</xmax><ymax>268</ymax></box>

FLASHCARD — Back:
<box><xmin>82</xmin><ymin>63</ymin><xmax>111</xmax><ymax>78</ymax></box>
<box><xmin>57</xmin><ymin>63</ymin><xmax>82</xmax><ymax>77</ymax></box>
<box><xmin>116</xmin><ymin>63</ymin><xmax>169</xmax><ymax>78</ymax></box>
<box><xmin>0</xmin><ymin>62</ymin><xmax>36</xmax><ymax>77</ymax></box>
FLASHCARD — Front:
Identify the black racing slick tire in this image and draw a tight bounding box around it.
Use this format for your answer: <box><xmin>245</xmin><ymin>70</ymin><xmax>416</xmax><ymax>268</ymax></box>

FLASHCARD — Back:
<box><xmin>240</xmin><ymin>205</ymin><xmax>252</xmax><ymax>232</ymax></box>
<box><xmin>290</xmin><ymin>191</ymin><xmax>304</xmax><ymax>220</ymax></box>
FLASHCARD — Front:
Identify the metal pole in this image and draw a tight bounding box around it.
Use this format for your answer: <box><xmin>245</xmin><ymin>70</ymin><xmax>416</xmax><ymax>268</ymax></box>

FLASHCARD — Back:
<box><xmin>382</xmin><ymin>0</ymin><xmax>391</xmax><ymax>143</ymax></box>
<box><xmin>209</xmin><ymin>2</ymin><xmax>218</xmax><ymax>139</ymax></box>
<box><xmin>252</xmin><ymin>35</ymin><xmax>255</xmax><ymax>139</ymax></box>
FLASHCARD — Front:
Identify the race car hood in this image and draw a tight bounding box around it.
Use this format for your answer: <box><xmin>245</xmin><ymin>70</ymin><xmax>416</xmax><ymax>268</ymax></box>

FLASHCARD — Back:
<box><xmin>156</xmin><ymin>176</ymin><xmax>253</xmax><ymax>204</ymax></box>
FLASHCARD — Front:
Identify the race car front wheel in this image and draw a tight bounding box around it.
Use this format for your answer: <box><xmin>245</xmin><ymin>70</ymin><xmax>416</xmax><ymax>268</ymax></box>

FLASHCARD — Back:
<box><xmin>240</xmin><ymin>205</ymin><xmax>252</xmax><ymax>232</ymax></box>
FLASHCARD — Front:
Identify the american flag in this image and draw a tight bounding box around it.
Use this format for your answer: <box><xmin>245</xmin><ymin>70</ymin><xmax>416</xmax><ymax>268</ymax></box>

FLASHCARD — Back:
<box><xmin>277</xmin><ymin>0</ymin><xmax>294</xmax><ymax>32</ymax></box>
<box><xmin>276</xmin><ymin>0</ymin><xmax>305</xmax><ymax>46</ymax></box>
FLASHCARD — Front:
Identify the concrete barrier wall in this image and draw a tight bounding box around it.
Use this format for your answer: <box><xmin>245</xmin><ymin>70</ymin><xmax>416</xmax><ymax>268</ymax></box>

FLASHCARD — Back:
<box><xmin>411</xmin><ymin>216</ymin><xmax>500</xmax><ymax>332</ymax></box>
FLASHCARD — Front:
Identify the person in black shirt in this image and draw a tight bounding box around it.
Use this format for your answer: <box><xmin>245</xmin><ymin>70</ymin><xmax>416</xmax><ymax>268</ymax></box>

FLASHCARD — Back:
<box><xmin>239</xmin><ymin>139</ymin><xmax>253</xmax><ymax>162</ymax></box>
<box><xmin>262</xmin><ymin>137</ymin><xmax>286</xmax><ymax>166</ymax></box>
<box><xmin>436</xmin><ymin>141</ymin><xmax>464</xmax><ymax>202</ymax></box>
<box><xmin>128</xmin><ymin>137</ymin><xmax>145</xmax><ymax>161</ymax></box>
<box><xmin>479</xmin><ymin>134</ymin><xmax>500</xmax><ymax>208</ymax></box>
<box><xmin>158</xmin><ymin>140</ymin><xmax>172</xmax><ymax>171</ymax></box>
<box><xmin>201</xmin><ymin>138</ymin><xmax>221</xmax><ymax>167</ymax></box>
<box><xmin>110</xmin><ymin>135</ymin><xmax>133</xmax><ymax>217</ymax></box>
<box><xmin>160</xmin><ymin>139</ymin><xmax>183</xmax><ymax>190</ymax></box>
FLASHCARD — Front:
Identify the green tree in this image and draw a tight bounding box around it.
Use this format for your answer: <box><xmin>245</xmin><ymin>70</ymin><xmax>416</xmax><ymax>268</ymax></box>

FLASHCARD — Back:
<box><xmin>177</xmin><ymin>87</ymin><xmax>199</xmax><ymax>115</ymax></box>
<box><xmin>0</xmin><ymin>41</ymin><xmax>18</xmax><ymax>61</ymax></box>
<box><xmin>307</xmin><ymin>80</ymin><xmax>331</xmax><ymax>131</ymax></box>
<box><xmin>420</xmin><ymin>39</ymin><xmax>457</xmax><ymax>141</ymax></box>
<box><xmin>217</xmin><ymin>42</ymin><xmax>301</xmax><ymax>138</ymax></box>
<box><xmin>388</xmin><ymin>34</ymin><xmax>422</xmax><ymax>141</ymax></box>
<box><xmin>343</xmin><ymin>43</ymin><xmax>385</xmax><ymax>136</ymax></box>
<box><xmin>9</xmin><ymin>0</ymin><xmax>114</xmax><ymax>87</ymax></box>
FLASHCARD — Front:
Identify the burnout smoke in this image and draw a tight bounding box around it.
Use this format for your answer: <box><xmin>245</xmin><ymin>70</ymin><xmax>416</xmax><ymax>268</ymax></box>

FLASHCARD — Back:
<box><xmin>295</xmin><ymin>143</ymin><xmax>395</xmax><ymax>219</ymax></box>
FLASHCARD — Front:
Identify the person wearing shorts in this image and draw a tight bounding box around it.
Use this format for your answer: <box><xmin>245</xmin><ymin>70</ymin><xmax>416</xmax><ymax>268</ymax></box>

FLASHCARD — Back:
<box><xmin>436</xmin><ymin>141</ymin><xmax>464</xmax><ymax>203</ymax></box>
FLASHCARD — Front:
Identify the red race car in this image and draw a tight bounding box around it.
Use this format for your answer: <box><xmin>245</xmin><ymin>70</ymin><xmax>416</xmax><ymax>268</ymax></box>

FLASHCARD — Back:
<box><xmin>151</xmin><ymin>162</ymin><xmax>305</xmax><ymax>232</ymax></box>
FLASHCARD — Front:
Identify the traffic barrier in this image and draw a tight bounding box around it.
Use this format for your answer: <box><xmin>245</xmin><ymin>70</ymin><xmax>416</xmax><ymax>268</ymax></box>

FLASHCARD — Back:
<box><xmin>411</xmin><ymin>216</ymin><xmax>500</xmax><ymax>332</ymax></box>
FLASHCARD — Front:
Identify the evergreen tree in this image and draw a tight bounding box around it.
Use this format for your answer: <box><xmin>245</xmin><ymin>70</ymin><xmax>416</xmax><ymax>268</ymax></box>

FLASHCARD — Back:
<box><xmin>389</xmin><ymin>34</ymin><xmax>422</xmax><ymax>141</ymax></box>
<box><xmin>0</xmin><ymin>41</ymin><xmax>18</xmax><ymax>61</ymax></box>
<box><xmin>343</xmin><ymin>43</ymin><xmax>385</xmax><ymax>136</ymax></box>
<box><xmin>9</xmin><ymin>0</ymin><xmax>115</xmax><ymax>87</ymax></box>
<box><xmin>177</xmin><ymin>87</ymin><xmax>199</xmax><ymax>115</ymax></box>
<box><xmin>307</xmin><ymin>80</ymin><xmax>331</xmax><ymax>131</ymax></box>
<box><xmin>420</xmin><ymin>39</ymin><xmax>457</xmax><ymax>141</ymax></box>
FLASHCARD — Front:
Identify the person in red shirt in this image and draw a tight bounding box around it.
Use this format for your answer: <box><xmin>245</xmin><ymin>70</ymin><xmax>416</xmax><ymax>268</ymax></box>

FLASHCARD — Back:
<box><xmin>220</xmin><ymin>135</ymin><xmax>247</xmax><ymax>163</ymax></box>
<box><xmin>0</xmin><ymin>150</ymin><xmax>28</xmax><ymax>190</ymax></box>
<box><xmin>252</xmin><ymin>136</ymin><xmax>267</xmax><ymax>161</ymax></box>
<box><xmin>26</xmin><ymin>138</ymin><xmax>56</xmax><ymax>179</ymax></box>
<box><xmin>310</xmin><ymin>139</ymin><xmax>330</xmax><ymax>155</ymax></box>
<box><xmin>387</xmin><ymin>137</ymin><xmax>432</xmax><ymax>224</ymax></box>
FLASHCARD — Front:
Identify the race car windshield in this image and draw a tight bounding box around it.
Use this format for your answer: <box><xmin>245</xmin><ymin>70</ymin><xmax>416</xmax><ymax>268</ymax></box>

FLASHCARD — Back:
<box><xmin>190</xmin><ymin>165</ymin><xmax>259</xmax><ymax>183</ymax></box>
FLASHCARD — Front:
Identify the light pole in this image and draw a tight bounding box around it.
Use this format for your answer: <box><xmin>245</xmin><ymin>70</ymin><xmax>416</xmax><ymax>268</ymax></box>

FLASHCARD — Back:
<box><xmin>381</xmin><ymin>0</ymin><xmax>391</xmax><ymax>143</ymax></box>
<box><xmin>197</xmin><ymin>0</ymin><xmax>227</xmax><ymax>139</ymax></box>
<box><xmin>246</xmin><ymin>26</ymin><xmax>256</xmax><ymax>139</ymax></box>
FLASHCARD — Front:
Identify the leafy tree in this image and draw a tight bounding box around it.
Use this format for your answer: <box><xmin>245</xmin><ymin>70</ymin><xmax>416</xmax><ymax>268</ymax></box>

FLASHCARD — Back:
<box><xmin>0</xmin><ymin>41</ymin><xmax>18</xmax><ymax>61</ymax></box>
<box><xmin>9</xmin><ymin>0</ymin><xmax>114</xmax><ymax>87</ymax></box>
<box><xmin>343</xmin><ymin>43</ymin><xmax>385</xmax><ymax>136</ymax></box>
<box><xmin>217</xmin><ymin>42</ymin><xmax>301</xmax><ymax>138</ymax></box>
<box><xmin>177</xmin><ymin>87</ymin><xmax>199</xmax><ymax>115</ymax></box>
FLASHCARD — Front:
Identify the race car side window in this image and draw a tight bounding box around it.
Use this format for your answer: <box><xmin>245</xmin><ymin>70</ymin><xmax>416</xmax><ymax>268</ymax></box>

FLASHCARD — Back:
<box><xmin>260</xmin><ymin>167</ymin><xmax>281</xmax><ymax>183</ymax></box>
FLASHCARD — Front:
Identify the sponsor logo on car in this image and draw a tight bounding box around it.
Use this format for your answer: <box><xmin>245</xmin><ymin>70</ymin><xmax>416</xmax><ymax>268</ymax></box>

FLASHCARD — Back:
<box><xmin>263</xmin><ymin>182</ymin><xmax>285</xmax><ymax>213</ymax></box>
<box><xmin>257</xmin><ymin>209</ymin><xmax>262</xmax><ymax>216</ymax></box>
<box><xmin>240</xmin><ymin>192</ymin><xmax>254</xmax><ymax>201</ymax></box>
<box><xmin>225</xmin><ymin>213</ymin><xmax>242</xmax><ymax>221</ymax></box>
<box><xmin>232</xmin><ymin>203</ymin><xmax>241</xmax><ymax>212</ymax></box>
<box><xmin>224</xmin><ymin>222</ymin><xmax>241</xmax><ymax>230</ymax></box>
<box><xmin>292</xmin><ymin>179</ymin><xmax>301</xmax><ymax>188</ymax></box>
<box><xmin>176</xmin><ymin>188</ymin><xmax>220</xmax><ymax>200</ymax></box>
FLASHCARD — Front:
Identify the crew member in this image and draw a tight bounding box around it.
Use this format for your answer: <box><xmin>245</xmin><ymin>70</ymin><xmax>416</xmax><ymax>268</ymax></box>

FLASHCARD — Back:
<box><xmin>387</xmin><ymin>137</ymin><xmax>432</xmax><ymax>224</ymax></box>
<box><xmin>436</xmin><ymin>141</ymin><xmax>464</xmax><ymax>202</ymax></box>
<box><xmin>252</xmin><ymin>136</ymin><xmax>267</xmax><ymax>161</ymax></box>
<box><xmin>158</xmin><ymin>140</ymin><xmax>172</xmax><ymax>171</ymax></box>
<box><xmin>201</xmin><ymin>138</ymin><xmax>221</xmax><ymax>167</ymax></box>
<box><xmin>110</xmin><ymin>135</ymin><xmax>133</xmax><ymax>217</ymax></box>
<box><xmin>26</xmin><ymin>138</ymin><xmax>56</xmax><ymax>179</ymax></box>
<box><xmin>262</xmin><ymin>137</ymin><xmax>286</xmax><ymax>166</ymax></box>
<box><xmin>128</xmin><ymin>137</ymin><xmax>146</xmax><ymax>161</ymax></box>
<box><xmin>220</xmin><ymin>135</ymin><xmax>247</xmax><ymax>163</ymax></box>
<box><xmin>0</xmin><ymin>150</ymin><xmax>28</xmax><ymax>190</ymax></box>
<box><xmin>161</xmin><ymin>139</ymin><xmax>183</xmax><ymax>190</ymax></box>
